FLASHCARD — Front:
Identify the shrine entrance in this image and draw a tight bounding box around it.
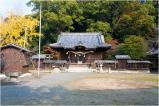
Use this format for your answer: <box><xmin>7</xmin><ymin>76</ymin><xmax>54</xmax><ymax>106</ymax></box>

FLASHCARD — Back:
<box><xmin>66</xmin><ymin>51</ymin><xmax>93</xmax><ymax>64</ymax></box>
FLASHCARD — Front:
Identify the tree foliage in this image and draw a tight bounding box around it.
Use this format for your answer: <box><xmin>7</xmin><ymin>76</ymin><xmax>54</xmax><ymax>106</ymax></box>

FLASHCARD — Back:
<box><xmin>27</xmin><ymin>0</ymin><xmax>83</xmax><ymax>46</ymax></box>
<box><xmin>28</xmin><ymin>0</ymin><xmax>157</xmax><ymax>42</ymax></box>
<box><xmin>26</xmin><ymin>0</ymin><xmax>158</xmax><ymax>58</ymax></box>
<box><xmin>117</xmin><ymin>36</ymin><xmax>148</xmax><ymax>59</ymax></box>
<box><xmin>110</xmin><ymin>1</ymin><xmax>157</xmax><ymax>41</ymax></box>
<box><xmin>86</xmin><ymin>21</ymin><xmax>111</xmax><ymax>37</ymax></box>
<box><xmin>0</xmin><ymin>15</ymin><xmax>38</xmax><ymax>47</ymax></box>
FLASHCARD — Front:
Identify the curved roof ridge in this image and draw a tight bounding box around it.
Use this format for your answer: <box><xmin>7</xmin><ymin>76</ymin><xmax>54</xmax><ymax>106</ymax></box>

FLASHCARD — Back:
<box><xmin>61</xmin><ymin>32</ymin><xmax>102</xmax><ymax>36</ymax></box>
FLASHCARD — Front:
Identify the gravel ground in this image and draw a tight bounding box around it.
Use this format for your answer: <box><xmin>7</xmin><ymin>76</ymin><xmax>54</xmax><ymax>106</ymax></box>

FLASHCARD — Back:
<box><xmin>1</xmin><ymin>72</ymin><xmax>158</xmax><ymax>105</ymax></box>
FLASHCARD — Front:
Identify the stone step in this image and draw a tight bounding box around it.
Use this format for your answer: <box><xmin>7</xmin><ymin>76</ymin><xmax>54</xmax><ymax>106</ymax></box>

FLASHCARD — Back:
<box><xmin>68</xmin><ymin>66</ymin><xmax>89</xmax><ymax>68</ymax></box>
<box><xmin>69</xmin><ymin>65</ymin><xmax>89</xmax><ymax>67</ymax></box>
<box><xmin>67</xmin><ymin>67</ymin><xmax>91</xmax><ymax>72</ymax></box>
<box><xmin>67</xmin><ymin>64</ymin><xmax>91</xmax><ymax>72</ymax></box>
<box><xmin>67</xmin><ymin>69</ymin><xmax>92</xmax><ymax>72</ymax></box>
<box><xmin>68</xmin><ymin>67</ymin><xmax>90</xmax><ymax>70</ymax></box>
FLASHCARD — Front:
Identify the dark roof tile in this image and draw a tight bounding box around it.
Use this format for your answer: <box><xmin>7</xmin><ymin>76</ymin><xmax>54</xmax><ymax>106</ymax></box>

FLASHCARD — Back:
<box><xmin>127</xmin><ymin>60</ymin><xmax>151</xmax><ymax>64</ymax></box>
<box><xmin>50</xmin><ymin>32</ymin><xmax>111</xmax><ymax>49</ymax></box>
<box><xmin>115</xmin><ymin>55</ymin><xmax>131</xmax><ymax>59</ymax></box>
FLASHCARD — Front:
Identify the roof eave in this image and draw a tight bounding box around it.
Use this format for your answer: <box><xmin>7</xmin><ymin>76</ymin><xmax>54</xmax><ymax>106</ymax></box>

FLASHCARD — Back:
<box><xmin>1</xmin><ymin>43</ymin><xmax>31</xmax><ymax>53</ymax></box>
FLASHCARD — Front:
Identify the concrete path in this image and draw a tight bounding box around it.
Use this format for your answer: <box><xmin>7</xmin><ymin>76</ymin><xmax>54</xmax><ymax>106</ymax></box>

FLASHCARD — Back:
<box><xmin>1</xmin><ymin>72</ymin><xmax>158</xmax><ymax>105</ymax></box>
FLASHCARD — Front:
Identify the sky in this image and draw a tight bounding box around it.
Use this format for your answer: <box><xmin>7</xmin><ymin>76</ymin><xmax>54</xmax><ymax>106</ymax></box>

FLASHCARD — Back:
<box><xmin>0</xmin><ymin>0</ymin><xmax>32</xmax><ymax>18</ymax></box>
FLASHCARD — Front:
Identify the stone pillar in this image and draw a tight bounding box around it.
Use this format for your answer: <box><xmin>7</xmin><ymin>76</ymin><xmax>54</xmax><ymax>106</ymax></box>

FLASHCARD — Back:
<box><xmin>100</xmin><ymin>63</ymin><xmax>103</xmax><ymax>72</ymax></box>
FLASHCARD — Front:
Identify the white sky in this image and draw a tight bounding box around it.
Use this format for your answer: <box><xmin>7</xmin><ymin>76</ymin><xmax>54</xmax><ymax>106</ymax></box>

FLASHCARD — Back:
<box><xmin>0</xmin><ymin>0</ymin><xmax>32</xmax><ymax>18</ymax></box>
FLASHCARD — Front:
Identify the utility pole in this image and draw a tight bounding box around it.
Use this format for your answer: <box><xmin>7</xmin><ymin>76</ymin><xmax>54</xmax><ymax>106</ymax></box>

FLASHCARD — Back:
<box><xmin>37</xmin><ymin>3</ymin><xmax>42</xmax><ymax>77</ymax></box>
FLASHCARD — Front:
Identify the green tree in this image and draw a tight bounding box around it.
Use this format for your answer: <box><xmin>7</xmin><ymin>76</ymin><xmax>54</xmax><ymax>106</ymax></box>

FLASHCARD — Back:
<box><xmin>117</xmin><ymin>36</ymin><xmax>148</xmax><ymax>59</ymax></box>
<box><xmin>27</xmin><ymin>0</ymin><xmax>157</xmax><ymax>49</ymax></box>
<box><xmin>27</xmin><ymin>0</ymin><xmax>83</xmax><ymax>46</ymax></box>
<box><xmin>111</xmin><ymin>1</ymin><xmax>156</xmax><ymax>41</ymax></box>
<box><xmin>86</xmin><ymin>21</ymin><xmax>111</xmax><ymax>37</ymax></box>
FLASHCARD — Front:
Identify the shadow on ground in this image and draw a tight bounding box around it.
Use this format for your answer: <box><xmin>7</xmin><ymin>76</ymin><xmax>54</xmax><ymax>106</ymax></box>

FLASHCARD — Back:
<box><xmin>1</xmin><ymin>84</ymin><xmax>158</xmax><ymax>105</ymax></box>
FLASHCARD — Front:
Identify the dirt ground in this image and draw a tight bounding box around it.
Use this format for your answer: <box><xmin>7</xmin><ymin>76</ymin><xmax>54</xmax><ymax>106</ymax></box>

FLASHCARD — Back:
<box><xmin>1</xmin><ymin>72</ymin><xmax>159</xmax><ymax>105</ymax></box>
<box><xmin>66</xmin><ymin>73</ymin><xmax>158</xmax><ymax>90</ymax></box>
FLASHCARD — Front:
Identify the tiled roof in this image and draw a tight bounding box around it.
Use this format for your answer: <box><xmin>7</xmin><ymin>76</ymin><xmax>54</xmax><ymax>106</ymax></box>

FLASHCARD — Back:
<box><xmin>50</xmin><ymin>32</ymin><xmax>111</xmax><ymax>49</ymax></box>
<box><xmin>127</xmin><ymin>60</ymin><xmax>151</xmax><ymax>64</ymax></box>
<box><xmin>32</xmin><ymin>54</ymin><xmax>46</xmax><ymax>59</ymax></box>
<box><xmin>1</xmin><ymin>43</ymin><xmax>31</xmax><ymax>52</ymax></box>
<box><xmin>94</xmin><ymin>60</ymin><xmax>118</xmax><ymax>64</ymax></box>
<box><xmin>43</xmin><ymin>60</ymin><xmax>67</xmax><ymax>64</ymax></box>
<box><xmin>115</xmin><ymin>55</ymin><xmax>131</xmax><ymax>59</ymax></box>
<box><xmin>147</xmin><ymin>48</ymin><xmax>158</xmax><ymax>55</ymax></box>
